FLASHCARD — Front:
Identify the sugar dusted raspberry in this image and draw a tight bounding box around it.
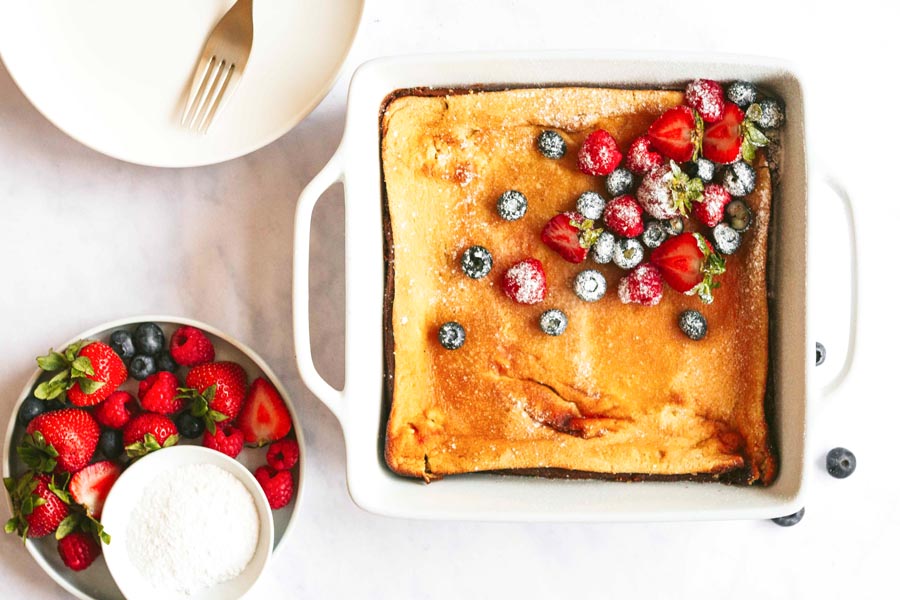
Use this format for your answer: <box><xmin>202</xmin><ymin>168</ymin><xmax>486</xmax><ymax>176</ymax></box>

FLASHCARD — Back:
<box><xmin>637</xmin><ymin>165</ymin><xmax>679</xmax><ymax>220</ymax></box>
<box><xmin>618</xmin><ymin>264</ymin><xmax>664</xmax><ymax>306</ymax></box>
<box><xmin>625</xmin><ymin>135</ymin><xmax>664</xmax><ymax>175</ymax></box>
<box><xmin>603</xmin><ymin>195</ymin><xmax>644</xmax><ymax>238</ymax></box>
<box><xmin>577</xmin><ymin>129</ymin><xmax>623</xmax><ymax>176</ymax></box>
<box><xmin>685</xmin><ymin>79</ymin><xmax>725</xmax><ymax>123</ymax></box>
<box><xmin>693</xmin><ymin>183</ymin><xmax>731</xmax><ymax>227</ymax></box>
<box><xmin>502</xmin><ymin>258</ymin><xmax>547</xmax><ymax>305</ymax></box>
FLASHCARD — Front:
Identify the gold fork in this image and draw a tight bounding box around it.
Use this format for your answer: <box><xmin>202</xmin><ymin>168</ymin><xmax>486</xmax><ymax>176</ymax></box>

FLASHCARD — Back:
<box><xmin>181</xmin><ymin>0</ymin><xmax>254</xmax><ymax>133</ymax></box>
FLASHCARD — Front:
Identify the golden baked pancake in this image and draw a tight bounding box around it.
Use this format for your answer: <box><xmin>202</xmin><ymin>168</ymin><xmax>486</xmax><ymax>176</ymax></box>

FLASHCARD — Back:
<box><xmin>382</xmin><ymin>87</ymin><xmax>776</xmax><ymax>485</ymax></box>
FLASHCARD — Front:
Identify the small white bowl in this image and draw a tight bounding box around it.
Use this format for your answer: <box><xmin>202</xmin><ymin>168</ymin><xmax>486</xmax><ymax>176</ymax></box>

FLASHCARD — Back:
<box><xmin>101</xmin><ymin>446</ymin><xmax>274</xmax><ymax>600</ymax></box>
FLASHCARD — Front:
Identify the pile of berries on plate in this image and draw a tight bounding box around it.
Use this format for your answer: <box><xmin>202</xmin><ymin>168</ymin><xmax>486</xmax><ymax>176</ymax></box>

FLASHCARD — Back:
<box><xmin>4</xmin><ymin>322</ymin><xmax>299</xmax><ymax>572</ymax></box>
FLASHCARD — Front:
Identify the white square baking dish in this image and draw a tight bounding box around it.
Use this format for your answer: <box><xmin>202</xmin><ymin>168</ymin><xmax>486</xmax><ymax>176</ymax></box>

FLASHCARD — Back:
<box><xmin>294</xmin><ymin>51</ymin><xmax>819</xmax><ymax>521</ymax></box>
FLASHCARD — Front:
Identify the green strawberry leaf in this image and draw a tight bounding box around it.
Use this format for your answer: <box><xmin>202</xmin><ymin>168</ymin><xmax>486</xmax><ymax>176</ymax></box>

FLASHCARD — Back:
<box><xmin>70</xmin><ymin>356</ymin><xmax>95</xmax><ymax>377</ymax></box>
<box><xmin>36</xmin><ymin>351</ymin><xmax>68</xmax><ymax>372</ymax></box>
<box><xmin>77</xmin><ymin>378</ymin><xmax>105</xmax><ymax>395</ymax></box>
<box><xmin>48</xmin><ymin>474</ymin><xmax>71</xmax><ymax>504</ymax></box>
<box><xmin>162</xmin><ymin>434</ymin><xmax>180</xmax><ymax>449</ymax></box>
<box><xmin>63</xmin><ymin>340</ymin><xmax>91</xmax><ymax>363</ymax></box>
<box><xmin>18</xmin><ymin>432</ymin><xmax>59</xmax><ymax>473</ymax></box>
<box><xmin>4</xmin><ymin>518</ymin><xmax>16</xmax><ymax>534</ymax></box>
<box><xmin>55</xmin><ymin>514</ymin><xmax>81</xmax><ymax>540</ymax></box>
<box><xmin>746</xmin><ymin>103</ymin><xmax>763</xmax><ymax>123</ymax></box>
<box><xmin>208</xmin><ymin>410</ymin><xmax>228</xmax><ymax>423</ymax></box>
<box><xmin>691</xmin><ymin>109</ymin><xmax>705</xmax><ymax>162</ymax></box>
<box><xmin>668</xmin><ymin>161</ymin><xmax>705</xmax><ymax>217</ymax></box>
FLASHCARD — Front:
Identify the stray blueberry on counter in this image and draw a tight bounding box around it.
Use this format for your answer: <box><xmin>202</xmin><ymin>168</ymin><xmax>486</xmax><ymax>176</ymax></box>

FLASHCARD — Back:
<box><xmin>663</xmin><ymin>217</ymin><xmax>684</xmax><ymax>236</ymax></box>
<box><xmin>712</xmin><ymin>223</ymin><xmax>741</xmax><ymax>255</ymax></box>
<box><xmin>678</xmin><ymin>310</ymin><xmax>708</xmax><ymax>341</ymax></box>
<box><xmin>128</xmin><ymin>354</ymin><xmax>157</xmax><ymax>380</ymax></box>
<box><xmin>826</xmin><ymin>447</ymin><xmax>856</xmax><ymax>479</ymax></box>
<box><xmin>590</xmin><ymin>231</ymin><xmax>616</xmax><ymax>264</ymax></box>
<box><xmin>723</xmin><ymin>161</ymin><xmax>757</xmax><ymax>197</ymax></box>
<box><xmin>133</xmin><ymin>322</ymin><xmax>165</xmax><ymax>356</ymax></box>
<box><xmin>17</xmin><ymin>396</ymin><xmax>47</xmax><ymax>427</ymax></box>
<box><xmin>537</xmin><ymin>130</ymin><xmax>567</xmax><ymax>159</ymax></box>
<box><xmin>539</xmin><ymin>309</ymin><xmax>568</xmax><ymax>336</ymax></box>
<box><xmin>109</xmin><ymin>329</ymin><xmax>135</xmax><ymax>360</ymax></box>
<box><xmin>496</xmin><ymin>190</ymin><xmax>528</xmax><ymax>221</ymax></box>
<box><xmin>815</xmin><ymin>342</ymin><xmax>826</xmax><ymax>366</ymax></box>
<box><xmin>771</xmin><ymin>507</ymin><xmax>805</xmax><ymax>527</ymax></box>
<box><xmin>438</xmin><ymin>322</ymin><xmax>466</xmax><ymax>350</ymax></box>
<box><xmin>576</xmin><ymin>191</ymin><xmax>605</xmax><ymax>220</ymax></box>
<box><xmin>641</xmin><ymin>220</ymin><xmax>667</xmax><ymax>249</ymax></box>
<box><xmin>726</xmin><ymin>81</ymin><xmax>759</xmax><ymax>109</ymax></box>
<box><xmin>686</xmin><ymin>158</ymin><xmax>715</xmax><ymax>183</ymax></box>
<box><xmin>725</xmin><ymin>199</ymin><xmax>753</xmax><ymax>232</ymax></box>
<box><xmin>613</xmin><ymin>238</ymin><xmax>643</xmax><ymax>270</ymax></box>
<box><xmin>460</xmin><ymin>245</ymin><xmax>493</xmax><ymax>279</ymax></box>
<box><xmin>99</xmin><ymin>429</ymin><xmax>123</xmax><ymax>460</ymax></box>
<box><xmin>749</xmin><ymin>98</ymin><xmax>785</xmax><ymax>130</ymax></box>
<box><xmin>606</xmin><ymin>167</ymin><xmax>635</xmax><ymax>197</ymax></box>
<box><xmin>156</xmin><ymin>351</ymin><xmax>177</xmax><ymax>373</ymax></box>
<box><xmin>175</xmin><ymin>412</ymin><xmax>205</xmax><ymax>439</ymax></box>
<box><xmin>573</xmin><ymin>270</ymin><xmax>607</xmax><ymax>302</ymax></box>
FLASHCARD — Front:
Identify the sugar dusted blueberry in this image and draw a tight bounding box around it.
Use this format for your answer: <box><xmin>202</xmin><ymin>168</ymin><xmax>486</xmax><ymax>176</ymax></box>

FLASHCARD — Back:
<box><xmin>712</xmin><ymin>223</ymin><xmax>741</xmax><ymax>255</ymax></box>
<box><xmin>496</xmin><ymin>190</ymin><xmax>528</xmax><ymax>221</ymax></box>
<box><xmin>590</xmin><ymin>231</ymin><xmax>616</xmax><ymax>264</ymax></box>
<box><xmin>537</xmin><ymin>130</ymin><xmax>567</xmax><ymax>159</ymax></box>
<box><xmin>576</xmin><ymin>191</ymin><xmax>605</xmax><ymax>220</ymax></box>
<box><xmin>641</xmin><ymin>220</ymin><xmax>667</xmax><ymax>249</ymax></box>
<box><xmin>573</xmin><ymin>270</ymin><xmax>607</xmax><ymax>302</ymax></box>
<box><xmin>663</xmin><ymin>217</ymin><xmax>684</xmax><ymax>236</ymax></box>
<box><xmin>539</xmin><ymin>309</ymin><xmax>568</xmax><ymax>336</ymax></box>
<box><xmin>725</xmin><ymin>199</ymin><xmax>753</xmax><ymax>232</ymax></box>
<box><xmin>750</xmin><ymin>98</ymin><xmax>785</xmax><ymax>130</ymax></box>
<box><xmin>438</xmin><ymin>322</ymin><xmax>466</xmax><ymax>350</ymax></box>
<box><xmin>460</xmin><ymin>245</ymin><xmax>493</xmax><ymax>279</ymax></box>
<box><xmin>613</xmin><ymin>238</ymin><xmax>644</xmax><ymax>270</ymax></box>
<box><xmin>678</xmin><ymin>310</ymin><xmax>708</xmax><ymax>340</ymax></box>
<box><xmin>606</xmin><ymin>167</ymin><xmax>635</xmax><ymax>197</ymax></box>
<box><xmin>726</xmin><ymin>81</ymin><xmax>759</xmax><ymax>109</ymax></box>
<box><xmin>722</xmin><ymin>161</ymin><xmax>756</xmax><ymax>197</ymax></box>
<box><xmin>686</xmin><ymin>158</ymin><xmax>715</xmax><ymax>183</ymax></box>
<box><xmin>826</xmin><ymin>447</ymin><xmax>856</xmax><ymax>479</ymax></box>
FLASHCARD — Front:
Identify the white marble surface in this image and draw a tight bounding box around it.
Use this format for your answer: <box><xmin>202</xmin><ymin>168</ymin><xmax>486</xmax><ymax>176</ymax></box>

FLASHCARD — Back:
<box><xmin>1</xmin><ymin>1</ymin><xmax>897</xmax><ymax>598</ymax></box>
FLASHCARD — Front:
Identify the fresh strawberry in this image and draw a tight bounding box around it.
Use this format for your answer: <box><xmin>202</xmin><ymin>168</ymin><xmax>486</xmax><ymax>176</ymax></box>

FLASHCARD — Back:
<box><xmin>254</xmin><ymin>466</ymin><xmax>294</xmax><ymax>510</ymax></box>
<box><xmin>68</xmin><ymin>461</ymin><xmax>121</xmax><ymax>519</ymax></box>
<box><xmin>267</xmin><ymin>438</ymin><xmax>300</xmax><ymax>470</ymax></box>
<box><xmin>22</xmin><ymin>409</ymin><xmax>100</xmax><ymax>474</ymax></box>
<box><xmin>34</xmin><ymin>341</ymin><xmax>127</xmax><ymax>407</ymax></box>
<box><xmin>541</xmin><ymin>213</ymin><xmax>599</xmax><ymax>263</ymax></box>
<box><xmin>202</xmin><ymin>424</ymin><xmax>244</xmax><ymax>458</ymax></box>
<box><xmin>577</xmin><ymin>129</ymin><xmax>622</xmax><ymax>176</ymax></box>
<box><xmin>702</xmin><ymin>102</ymin><xmax>744</xmax><ymax>163</ymax></box>
<box><xmin>123</xmin><ymin>413</ymin><xmax>179</xmax><ymax>458</ymax></box>
<box><xmin>650</xmin><ymin>232</ymin><xmax>726</xmax><ymax>303</ymax></box>
<box><xmin>618</xmin><ymin>264</ymin><xmax>664</xmax><ymax>306</ymax></box>
<box><xmin>4</xmin><ymin>472</ymin><xmax>70</xmax><ymax>539</ymax></box>
<box><xmin>685</xmin><ymin>79</ymin><xmax>725</xmax><ymax>123</ymax></box>
<box><xmin>647</xmin><ymin>105</ymin><xmax>702</xmax><ymax>163</ymax></box>
<box><xmin>501</xmin><ymin>258</ymin><xmax>547</xmax><ymax>305</ymax></box>
<box><xmin>169</xmin><ymin>325</ymin><xmax>215</xmax><ymax>367</ymax></box>
<box><xmin>138</xmin><ymin>371</ymin><xmax>184</xmax><ymax>415</ymax></box>
<box><xmin>180</xmin><ymin>362</ymin><xmax>248</xmax><ymax>432</ymax></box>
<box><xmin>693</xmin><ymin>184</ymin><xmax>731</xmax><ymax>227</ymax></box>
<box><xmin>94</xmin><ymin>391</ymin><xmax>138</xmax><ymax>429</ymax></box>
<box><xmin>57</xmin><ymin>531</ymin><xmax>101</xmax><ymax>571</ymax></box>
<box><xmin>625</xmin><ymin>135</ymin><xmax>665</xmax><ymax>175</ymax></box>
<box><xmin>235</xmin><ymin>378</ymin><xmax>292</xmax><ymax>446</ymax></box>
<box><xmin>603</xmin><ymin>195</ymin><xmax>644</xmax><ymax>238</ymax></box>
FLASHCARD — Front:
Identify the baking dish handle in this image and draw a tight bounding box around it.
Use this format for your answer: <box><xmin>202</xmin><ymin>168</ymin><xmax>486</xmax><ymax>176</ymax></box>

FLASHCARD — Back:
<box><xmin>293</xmin><ymin>149</ymin><xmax>346</xmax><ymax>421</ymax></box>
<box><xmin>815</xmin><ymin>172</ymin><xmax>859</xmax><ymax>398</ymax></box>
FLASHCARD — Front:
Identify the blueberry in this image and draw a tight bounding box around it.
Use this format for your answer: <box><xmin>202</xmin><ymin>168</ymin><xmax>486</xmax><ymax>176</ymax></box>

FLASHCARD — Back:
<box><xmin>771</xmin><ymin>507</ymin><xmax>805</xmax><ymax>527</ymax></box>
<box><xmin>128</xmin><ymin>354</ymin><xmax>157</xmax><ymax>380</ymax></box>
<box><xmin>576</xmin><ymin>191</ymin><xmax>605</xmax><ymax>220</ymax></box>
<box><xmin>663</xmin><ymin>217</ymin><xmax>684</xmax><ymax>236</ymax></box>
<box><xmin>590</xmin><ymin>231</ymin><xmax>616</xmax><ymax>264</ymax></box>
<box><xmin>678</xmin><ymin>310</ymin><xmax>708</xmax><ymax>341</ymax></box>
<box><xmin>496</xmin><ymin>190</ymin><xmax>528</xmax><ymax>221</ymax></box>
<box><xmin>613</xmin><ymin>238</ymin><xmax>644</xmax><ymax>270</ymax></box>
<box><xmin>99</xmin><ymin>429</ymin><xmax>123</xmax><ymax>460</ymax></box>
<box><xmin>606</xmin><ymin>168</ymin><xmax>635</xmax><ymax>197</ymax></box>
<box><xmin>539</xmin><ymin>309</ymin><xmax>568</xmax><ymax>336</ymax></box>
<box><xmin>175</xmin><ymin>412</ymin><xmax>204</xmax><ymax>439</ymax></box>
<box><xmin>157</xmin><ymin>351</ymin><xmax>177</xmax><ymax>373</ymax></box>
<box><xmin>573</xmin><ymin>270</ymin><xmax>607</xmax><ymax>302</ymax></box>
<box><xmin>725</xmin><ymin>199</ymin><xmax>753</xmax><ymax>232</ymax></box>
<box><xmin>712</xmin><ymin>223</ymin><xmax>741</xmax><ymax>255</ymax></box>
<box><xmin>17</xmin><ymin>396</ymin><xmax>47</xmax><ymax>427</ymax></box>
<box><xmin>460</xmin><ymin>246</ymin><xmax>493</xmax><ymax>279</ymax></box>
<box><xmin>815</xmin><ymin>342</ymin><xmax>826</xmax><ymax>366</ymax></box>
<box><xmin>726</xmin><ymin>81</ymin><xmax>759</xmax><ymax>109</ymax></box>
<box><xmin>723</xmin><ymin>161</ymin><xmax>756</xmax><ymax>197</ymax></box>
<box><xmin>133</xmin><ymin>322</ymin><xmax>165</xmax><ymax>356</ymax></box>
<box><xmin>750</xmin><ymin>98</ymin><xmax>785</xmax><ymax>130</ymax></box>
<box><xmin>686</xmin><ymin>158</ymin><xmax>715</xmax><ymax>183</ymax></box>
<box><xmin>109</xmin><ymin>330</ymin><xmax>135</xmax><ymax>360</ymax></box>
<box><xmin>438</xmin><ymin>322</ymin><xmax>466</xmax><ymax>350</ymax></box>
<box><xmin>537</xmin><ymin>130</ymin><xmax>567</xmax><ymax>159</ymax></box>
<box><xmin>826</xmin><ymin>447</ymin><xmax>856</xmax><ymax>479</ymax></box>
<box><xmin>641</xmin><ymin>220</ymin><xmax>667</xmax><ymax>249</ymax></box>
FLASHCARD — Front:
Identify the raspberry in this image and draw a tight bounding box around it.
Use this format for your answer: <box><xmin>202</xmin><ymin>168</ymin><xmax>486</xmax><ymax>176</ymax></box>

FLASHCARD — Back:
<box><xmin>254</xmin><ymin>466</ymin><xmax>294</xmax><ymax>510</ymax></box>
<box><xmin>94</xmin><ymin>391</ymin><xmax>138</xmax><ymax>429</ymax></box>
<box><xmin>618</xmin><ymin>264</ymin><xmax>664</xmax><ymax>306</ymax></box>
<box><xmin>57</xmin><ymin>532</ymin><xmax>100</xmax><ymax>572</ymax></box>
<box><xmin>501</xmin><ymin>259</ymin><xmax>547</xmax><ymax>305</ymax></box>
<box><xmin>685</xmin><ymin>79</ymin><xmax>725</xmax><ymax>123</ymax></box>
<box><xmin>169</xmin><ymin>325</ymin><xmax>216</xmax><ymax>367</ymax></box>
<box><xmin>202</xmin><ymin>423</ymin><xmax>244</xmax><ymax>458</ymax></box>
<box><xmin>266</xmin><ymin>438</ymin><xmax>300</xmax><ymax>470</ymax></box>
<box><xmin>625</xmin><ymin>135</ymin><xmax>664</xmax><ymax>175</ymax></box>
<box><xmin>577</xmin><ymin>129</ymin><xmax>622</xmax><ymax>176</ymax></box>
<box><xmin>693</xmin><ymin>184</ymin><xmax>731</xmax><ymax>227</ymax></box>
<box><xmin>137</xmin><ymin>371</ymin><xmax>183</xmax><ymax>415</ymax></box>
<box><xmin>603</xmin><ymin>195</ymin><xmax>644</xmax><ymax>238</ymax></box>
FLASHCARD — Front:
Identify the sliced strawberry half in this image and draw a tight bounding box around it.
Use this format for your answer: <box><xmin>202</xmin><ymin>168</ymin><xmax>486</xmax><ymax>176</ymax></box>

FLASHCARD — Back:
<box><xmin>647</xmin><ymin>106</ymin><xmax>702</xmax><ymax>162</ymax></box>
<box><xmin>702</xmin><ymin>102</ymin><xmax>744</xmax><ymax>163</ymax></box>
<box><xmin>540</xmin><ymin>212</ymin><xmax>598</xmax><ymax>263</ymax></box>
<box><xmin>69</xmin><ymin>460</ymin><xmax>121</xmax><ymax>519</ymax></box>
<box><xmin>650</xmin><ymin>232</ymin><xmax>726</xmax><ymax>303</ymax></box>
<box><xmin>235</xmin><ymin>378</ymin><xmax>292</xmax><ymax>446</ymax></box>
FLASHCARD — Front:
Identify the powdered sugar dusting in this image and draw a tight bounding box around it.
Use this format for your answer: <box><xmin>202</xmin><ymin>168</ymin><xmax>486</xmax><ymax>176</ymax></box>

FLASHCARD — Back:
<box><xmin>503</xmin><ymin>260</ymin><xmax>546</xmax><ymax>304</ymax></box>
<box><xmin>637</xmin><ymin>165</ymin><xmax>678</xmax><ymax>219</ymax></box>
